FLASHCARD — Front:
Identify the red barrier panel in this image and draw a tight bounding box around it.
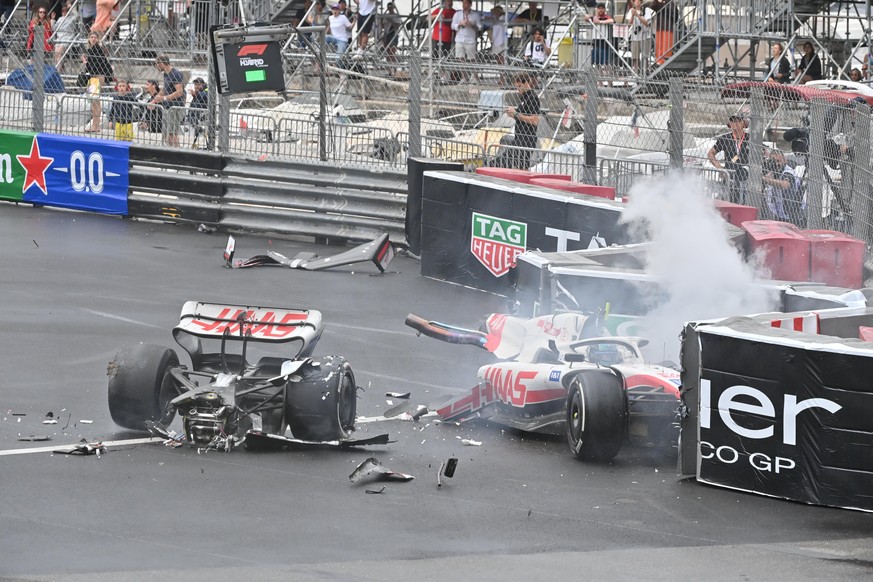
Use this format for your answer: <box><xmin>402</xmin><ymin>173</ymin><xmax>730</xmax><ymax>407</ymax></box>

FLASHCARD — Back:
<box><xmin>742</xmin><ymin>220</ymin><xmax>811</xmax><ymax>282</ymax></box>
<box><xmin>475</xmin><ymin>167</ymin><xmax>571</xmax><ymax>183</ymax></box>
<box><xmin>713</xmin><ymin>200</ymin><xmax>758</xmax><ymax>228</ymax></box>
<box><xmin>528</xmin><ymin>178</ymin><xmax>617</xmax><ymax>200</ymax></box>
<box><xmin>804</xmin><ymin>229</ymin><xmax>865</xmax><ymax>289</ymax></box>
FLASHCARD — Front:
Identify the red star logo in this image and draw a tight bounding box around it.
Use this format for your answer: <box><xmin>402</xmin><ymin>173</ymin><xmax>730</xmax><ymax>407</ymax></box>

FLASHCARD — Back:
<box><xmin>16</xmin><ymin>137</ymin><xmax>54</xmax><ymax>196</ymax></box>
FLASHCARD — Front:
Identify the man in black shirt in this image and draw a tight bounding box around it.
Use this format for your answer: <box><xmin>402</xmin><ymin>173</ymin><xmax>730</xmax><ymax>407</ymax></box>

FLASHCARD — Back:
<box><xmin>501</xmin><ymin>71</ymin><xmax>541</xmax><ymax>169</ymax></box>
<box><xmin>707</xmin><ymin>114</ymin><xmax>750</xmax><ymax>204</ymax></box>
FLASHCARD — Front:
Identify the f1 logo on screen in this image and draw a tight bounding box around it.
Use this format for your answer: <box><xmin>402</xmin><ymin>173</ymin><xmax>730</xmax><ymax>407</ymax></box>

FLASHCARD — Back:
<box><xmin>0</xmin><ymin>131</ymin><xmax>129</xmax><ymax>215</ymax></box>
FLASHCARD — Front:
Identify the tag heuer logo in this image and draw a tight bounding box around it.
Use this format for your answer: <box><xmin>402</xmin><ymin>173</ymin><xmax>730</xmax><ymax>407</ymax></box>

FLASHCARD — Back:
<box><xmin>470</xmin><ymin>212</ymin><xmax>527</xmax><ymax>277</ymax></box>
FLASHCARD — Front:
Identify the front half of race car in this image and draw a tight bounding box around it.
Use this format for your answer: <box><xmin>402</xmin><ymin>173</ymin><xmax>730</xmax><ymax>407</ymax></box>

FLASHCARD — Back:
<box><xmin>107</xmin><ymin>301</ymin><xmax>386</xmax><ymax>451</ymax></box>
<box><xmin>408</xmin><ymin>312</ymin><xmax>681</xmax><ymax>462</ymax></box>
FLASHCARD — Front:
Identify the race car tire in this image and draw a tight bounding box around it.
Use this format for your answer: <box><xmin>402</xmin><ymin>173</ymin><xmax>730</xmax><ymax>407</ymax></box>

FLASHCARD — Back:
<box><xmin>108</xmin><ymin>344</ymin><xmax>180</xmax><ymax>431</ymax></box>
<box><xmin>566</xmin><ymin>370</ymin><xmax>628</xmax><ymax>462</ymax></box>
<box><xmin>285</xmin><ymin>357</ymin><xmax>356</xmax><ymax>441</ymax></box>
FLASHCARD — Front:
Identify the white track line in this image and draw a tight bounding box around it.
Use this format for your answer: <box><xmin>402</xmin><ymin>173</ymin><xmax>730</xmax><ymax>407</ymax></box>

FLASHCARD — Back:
<box><xmin>82</xmin><ymin>308</ymin><xmax>162</xmax><ymax>329</ymax></box>
<box><xmin>0</xmin><ymin>437</ymin><xmax>162</xmax><ymax>456</ymax></box>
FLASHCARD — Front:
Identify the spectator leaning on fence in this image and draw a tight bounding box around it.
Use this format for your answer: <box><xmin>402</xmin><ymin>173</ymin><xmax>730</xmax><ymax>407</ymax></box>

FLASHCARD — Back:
<box><xmin>108</xmin><ymin>79</ymin><xmax>140</xmax><ymax>142</ymax></box>
<box><xmin>796</xmin><ymin>42</ymin><xmax>823</xmax><ymax>83</ymax></box>
<box><xmin>708</xmin><ymin>114</ymin><xmax>750</xmax><ymax>205</ymax></box>
<box><xmin>762</xmin><ymin>148</ymin><xmax>804</xmax><ymax>227</ymax></box>
<box><xmin>626</xmin><ymin>0</ymin><xmax>653</xmax><ymax>75</ymax></box>
<box><xmin>584</xmin><ymin>3</ymin><xmax>614</xmax><ymax>71</ymax></box>
<box><xmin>451</xmin><ymin>0</ymin><xmax>481</xmax><ymax>63</ymax></box>
<box><xmin>501</xmin><ymin>70</ymin><xmax>541</xmax><ymax>170</ymax></box>
<box><xmin>26</xmin><ymin>7</ymin><xmax>54</xmax><ymax>57</ymax></box>
<box><xmin>431</xmin><ymin>0</ymin><xmax>455</xmax><ymax>60</ymax></box>
<box><xmin>153</xmin><ymin>54</ymin><xmax>186</xmax><ymax>148</ymax></box>
<box><xmin>767</xmin><ymin>43</ymin><xmax>792</xmax><ymax>83</ymax></box>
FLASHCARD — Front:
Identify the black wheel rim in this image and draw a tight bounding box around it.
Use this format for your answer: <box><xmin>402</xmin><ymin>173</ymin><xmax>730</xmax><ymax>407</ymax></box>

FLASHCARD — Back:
<box><xmin>568</xmin><ymin>385</ymin><xmax>584</xmax><ymax>445</ymax></box>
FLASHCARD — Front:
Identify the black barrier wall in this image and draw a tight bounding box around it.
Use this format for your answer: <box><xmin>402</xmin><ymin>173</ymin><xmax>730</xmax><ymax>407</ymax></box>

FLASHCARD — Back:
<box><xmin>682</xmin><ymin>317</ymin><xmax>873</xmax><ymax>511</ymax></box>
<box><xmin>406</xmin><ymin>158</ymin><xmax>464</xmax><ymax>257</ymax></box>
<box><xmin>420</xmin><ymin>171</ymin><xmax>628</xmax><ymax>294</ymax></box>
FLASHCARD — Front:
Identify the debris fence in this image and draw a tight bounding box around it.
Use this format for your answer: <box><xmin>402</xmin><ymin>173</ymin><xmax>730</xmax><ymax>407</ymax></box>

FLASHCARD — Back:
<box><xmin>1</xmin><ymin>2</ymin><xmax>872</xmax><ymax>246</ymax></box>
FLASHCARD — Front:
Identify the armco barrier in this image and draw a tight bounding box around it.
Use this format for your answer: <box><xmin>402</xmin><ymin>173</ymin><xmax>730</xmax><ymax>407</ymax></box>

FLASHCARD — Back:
<box><xmin>127</xmin><ymin>145</ymin><xmax>407</xmax><ymax>243</ymax></box>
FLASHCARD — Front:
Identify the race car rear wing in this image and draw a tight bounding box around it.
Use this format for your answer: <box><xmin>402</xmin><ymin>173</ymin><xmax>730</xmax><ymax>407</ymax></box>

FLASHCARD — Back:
<box><xmin>173</xmin><ymin>301</ymin><xmax>324</xmax><ymax>344</ymax></box>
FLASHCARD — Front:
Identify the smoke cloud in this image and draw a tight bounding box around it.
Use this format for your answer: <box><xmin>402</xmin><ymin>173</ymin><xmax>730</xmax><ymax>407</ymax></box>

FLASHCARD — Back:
<box><xmin>621</xmin><ymin>171</ymin><xmax>777</xmax><ymax>361</ymax></box>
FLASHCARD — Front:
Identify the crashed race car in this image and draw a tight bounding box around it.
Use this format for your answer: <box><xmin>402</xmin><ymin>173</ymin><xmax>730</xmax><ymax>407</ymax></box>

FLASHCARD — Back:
<box><xmin>405</xmin><ymin>312</ymin><xmax>682</xmax><ymax>462</ymax></box>
<box><xmin>107</xmin><ymin>301</ymin><xmax>388</xmax><ymax>451</ymax></box>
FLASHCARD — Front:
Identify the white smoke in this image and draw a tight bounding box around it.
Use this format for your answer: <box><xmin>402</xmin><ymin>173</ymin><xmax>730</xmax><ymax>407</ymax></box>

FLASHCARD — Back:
<box><xmin>620</xmin><ymin>171</ymin><xmax>777</xmax><ymax>361</ymax></box>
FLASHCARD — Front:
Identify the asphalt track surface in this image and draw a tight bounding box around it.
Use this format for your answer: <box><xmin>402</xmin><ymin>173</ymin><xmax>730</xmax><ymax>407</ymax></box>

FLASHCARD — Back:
<box><xmin>1</xmin><ymin>205</ymin><xmax>872</xmax><ymax>581</ymax></box>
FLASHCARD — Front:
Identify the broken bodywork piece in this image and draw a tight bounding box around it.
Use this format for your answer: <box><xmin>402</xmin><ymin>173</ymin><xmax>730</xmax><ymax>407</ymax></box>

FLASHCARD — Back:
<box><xmin>437</xmin><ymin>457</ymin><xmax>458</xmax><ymax>486</ymax></box>
<box><xmin>107</xmin><ymin>301</ymin><xmax>388</xmax><ymax>453</ymax></box>
<box><xmin>349</xmin><ymin>457</ymin><xmax>415</xmax><ymax>484</ymax></box>
<box><xmin>224</xmin><ymin>233</ymin><xmax>395</xmax><ymax>273</ymax></box>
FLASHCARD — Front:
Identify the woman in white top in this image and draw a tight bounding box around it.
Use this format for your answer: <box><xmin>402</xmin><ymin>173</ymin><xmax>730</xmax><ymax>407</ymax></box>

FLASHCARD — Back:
<box><xmin>327</xmin><ymin>3</ymin><xmax>353</xmax><ymax>57</ymax></box>
<box><xmin>625</xmin><ymin>0</ymin><xmax>653</xmax><ymax>74</ymax></box>
<box><xmin>523</xmin><ymin>26</ymin><xmax>551</xmax><ymax>66</ymax></box>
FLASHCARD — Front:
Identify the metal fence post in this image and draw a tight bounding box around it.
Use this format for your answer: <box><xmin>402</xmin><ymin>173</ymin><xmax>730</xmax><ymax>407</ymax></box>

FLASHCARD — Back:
<box><xmin>747</xmin><ymin>87</ymin><xmax>765</xmax><ymax>212</ymax></box>
<box><xmin>218</xmin><ymin>93</ymin><xmax>229</xmax><ymax>153</ymax></box>
<box><xmin>850</xmin><ymin>102</ymin><xmax>871</xmax><ymax>241</ymax></box>
<box><xmin>317</xmin><ymin>26</ymin><xmax>327</xmax><ymax>162</ymax></box>
<box><xmin>668</xmin><ymin>77</ymin><xmax>683</xmax><ymax>170</ymax></box>
<box><xmin>806</xmin><ymin>99</ymin><xmax>828</xmax><ymax>229</ymax></box>
<box><xmin>408</xmin><ymin>49</ymin><xmax>422</xmax><ymax>159</ymax></box>
<box><xmin>32</xmin><ymin>25</ymin><xmax>45</xmax><ymax>134</ymax></box>
<box><xmin>582</xmin><ymin>68</ymin><xmax>598</xmax><ymax>184</ymax></box>
<box><xmin>206</xmin><ymin>0</ymin><xmax>219</xmax><ymax>150</ymax></box>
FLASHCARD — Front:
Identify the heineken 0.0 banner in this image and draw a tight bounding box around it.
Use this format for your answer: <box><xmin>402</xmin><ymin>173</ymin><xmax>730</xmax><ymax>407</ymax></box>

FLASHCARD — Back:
<box><xmin>0</xmin><ymin>130</ymin><xmax>129</xmax><ymax>215</ymax></box>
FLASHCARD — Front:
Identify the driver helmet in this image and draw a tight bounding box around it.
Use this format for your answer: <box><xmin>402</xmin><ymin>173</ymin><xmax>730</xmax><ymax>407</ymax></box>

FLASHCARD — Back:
<box><xmin>588</xmin><ymin>343</ymin><xmax>622</xmax><ymax>366</ymax></box>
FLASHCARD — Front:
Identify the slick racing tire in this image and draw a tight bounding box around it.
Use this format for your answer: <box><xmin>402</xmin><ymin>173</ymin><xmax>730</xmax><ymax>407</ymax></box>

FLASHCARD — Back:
<box><xmin>108</xmin><ymin>344</ymin><xmax>180</xmax><ymax>431</ymax></box>
<box><xmin>566</xmin><ymin>369</ymin><xmax>628</xmax><ymax>462</ymax></box>
<box><xmin>285</xmin><ymin>357</ymin><xmax>356</xmax><ymax>441</ymax></box>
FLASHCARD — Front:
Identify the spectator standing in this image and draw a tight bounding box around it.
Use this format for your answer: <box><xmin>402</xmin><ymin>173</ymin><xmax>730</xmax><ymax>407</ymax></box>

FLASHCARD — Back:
<box><xmin>522</xmin><ymin>26</ymin><xmax>550</xmax><ymax>66</ymax></box>
<box><xmin>795</xmin><ymin>42</ymin><xmax>823</xmax><ymax>83</ymax></box>
<box><xmin>354</xmin><ymin>0</ymin><xmax>377</xmax><ymax>53</ymax></box>
<box><xmin>515</xmin><ymin>2</ymin><xmax>547</xmax><ymax>28</ymax></box>
<box><xmin>187</xmin><ymin>77</ymin><xmax>207</xmax><ymax>147</ymax></box>
<box><xmin>26</xmin><ymin>7</ymin><xmax>54</xmax><ymax>56</ymax></box>
<box><xmin>502</xmin><ymin>71</ymin><xmax>541</xmax><ymax>169</ymax></box>
<box><xmin>707</xmin><ymin>114</ymin><xmax>750</xmax><ymax>204</ymax></box>
<box><xmin>451</xmin><ymin>0</ymin><xmax>481</xmax><ymax>63</ymax></box>
<box><xmin>153</xmin><ymin>54</ymin><xmax>186</xmax><ymax>147</ymax></box>
<box><xmin>767</xmin><ymin>43</ymin><xmax>792</xmax><ymax>83</ymax></box>
<box><xmin>326</xmin><ymin>3</ymin><xmax>353</xmax><ymax>59</ymax></box>
<box><xmin>849</xmin><ymin>68</ymin><xmax>863</xmax><ymax>82</ymax></box>
<box><xmin>431</xmin><ymin>0</ymin><xmax>454</xmax><ymax>60</ymax></box>
<box><xmin>381</xmin><ymin>2</ymin><xmax>401</xmax><ymax>64</ymax></box>
<box><xmin>140</xmin><ymin>79</ymin><xmax>162</xmax><ymax>134</ymax></box>
<box><xmin>650</xmin><ymin>0</ymin><xmax>677</xmax><ymax>64</ymax></box>
<box><xmin>584</xmin><ymin>3</ymin><xmax>613</xmax><ymax>70</ymax></box>
<box><xmin>53</xmin><ymin>1</ymin><xmax>78</xmax><ymax>66</ymax></box>
<box><xmin>0</xmin><ymin>0</ymin><xmax>15</xmax><ymax>24</ymax></box>
<box><xmin>625</xmin><ymin>0</ymin><xmax>653</xmax><ymax>74</ymax></box>
<box><xmin>82</xmin><ymin>31</ymin><xmax>112</xmax><ymax>133</ymax></box>
<box><xmin>80</xmin><ymin>0</ymin><xmax>96</xmax><ymax>29</ymax></box>
<box><xmin>486</xmin><ymin>5</ymin><xmax>506</xmax><ymax>66</ymax></box>
<box><xmin>292</xmin><ymin>0</ymin><xmax>312</xmax><ymax>26</ymax></box>
<box><xmin>107</xmin><ymin>78</ymin><xmax>139</xmax><ymax>141</ymax></box>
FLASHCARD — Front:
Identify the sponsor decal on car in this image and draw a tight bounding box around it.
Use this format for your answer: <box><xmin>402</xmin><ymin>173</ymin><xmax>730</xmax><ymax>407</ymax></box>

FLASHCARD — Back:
<box><xmin>549</xmin><ymin>370</ymin><xmax>561</xmax><ymax>382</ymax></box>
<box><xmin>470</xmin><ymin>212</ymin><xmax>527</xmax><ymax>277</ymax></box>
<box><xmin>188</xmin><ymin>308</ymin><xmax>308</xmax><ymax>339</ymax></box>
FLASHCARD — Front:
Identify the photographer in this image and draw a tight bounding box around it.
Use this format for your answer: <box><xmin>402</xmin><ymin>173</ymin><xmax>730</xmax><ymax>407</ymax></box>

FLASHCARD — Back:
<box><xmin>625</xmin><ymin>0</ymin><xmax>653</xmax><ymax>75</ymax></box>
<box><xmin>762</xmin><ymin>149</ymin><xmax>804</xmax><ymax>226</ymax></box>
<box><xmin>707</xmin><ymin>115</ymin><xmax>750</xmax><ymax>204</ymax></box>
